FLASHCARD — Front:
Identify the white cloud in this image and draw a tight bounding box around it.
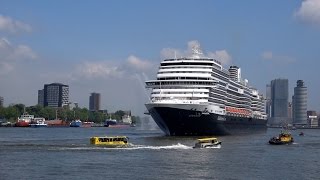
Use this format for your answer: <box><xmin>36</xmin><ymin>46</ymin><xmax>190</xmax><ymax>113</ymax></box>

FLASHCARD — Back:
<box><xmin>126</xmin><ymin>55</ymin><xmax>153</xmax><ymax>71</ymax></box>
<box><xmin>207</xmin><ymin>50</ymin><xmax>232</xmax><ymax>66</ymax></box>
<box><xmin>160</xmin><ymin>48</ymin><xmax>183</xmax><ymax>59</ymax></box>
<box><xmin>0</xmin><ymin>62</ymin><xmax>14</xmax><ymax>75</ymax></box>
<box><xmin>261</xmin><ymin>51</ymin><xmax>295</xmax><ymax>63</ymax></box>
<box><xmin>261</xmin><ymin>51</ymin><xmax>273</xmax><ymax>60</ymax></box>
<box><xmin>295</xmin><ymin>0</ymin><xmax>320</xmax><ymax>25</ymax></box>
<box><xmin>161</xmin><ymin>40</ymin><xmax>203</xmax><ymax>59</ymax></box>
<box><xmin>72</xmin><ymin>55</ymin><xmax>155</xmax><ymax>81</ymax></box>
<box><xmin>161</xmin><ymin>40</ymin><xmax>232</xmax><ymax>66</ymax></box>
<box><xmin>74</xmin><ymin>62</ymin><xmax>124</xmax><ymax>79</ymax></box>
<box><xmin>0</xmin><ymin>15</ymin><xmax>32</xmax><ymax>33</ymax></box>
<box><xmin>9</xmin><ymin>45</ymin><xmax>37</xmax><ymax>60</ymax></box>
<box><xmin>0</xmin><ymin>38</ymin><xmax>37</xmax><ymax>74</ymax></box>
<box><xmin>0</xmin><ymin>38</ymin><xmax>37</xmax><ymax>61</ymax></box>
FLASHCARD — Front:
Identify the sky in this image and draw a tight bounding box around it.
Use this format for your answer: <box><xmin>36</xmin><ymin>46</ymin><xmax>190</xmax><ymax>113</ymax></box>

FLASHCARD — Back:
<box><xmin>1</xmin><ymin>0</ymin><xmax>320</xmax><ymax>117</ymax></box>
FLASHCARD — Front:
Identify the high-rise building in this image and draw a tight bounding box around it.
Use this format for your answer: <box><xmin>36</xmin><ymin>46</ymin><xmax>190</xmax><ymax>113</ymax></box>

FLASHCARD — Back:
<box><xmin>43</xmin><ymin>83</ymin><xmax>69</xmax><ymax>108</ymax></box>
<box><xmin>38</xmin><ymin>89</ymin><xmax>44</xmax><ymax>106</ymax></box>
<box><xmin>89</xmin><ymin>92</ymin><xmax>101</xmax><ymax>111</ymax></box>
<box><xmin>293</xmin><ymin>80</ymin><xmax>307</xmax><ymax>126</ymax></box>
<box><xmin>270</xmin><ymin>79</ymin><xmax>289</xmax><ymax>126</ymax></box>
<box><xmin>0</xmin><ymin>96</ymin><xmax>3</xmax><ymax>107</ymax></box>
<box><xmin>265</xmin><ymin>84</ymin><xmax>271</xmax><ymax>118</ymax></box>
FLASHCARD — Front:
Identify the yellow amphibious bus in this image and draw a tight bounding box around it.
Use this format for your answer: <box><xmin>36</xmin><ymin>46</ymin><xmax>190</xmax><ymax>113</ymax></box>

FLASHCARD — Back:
<box><xmin>90</xmin><ymin>136</ymin><xmax>129</xmax><ymax>147</ymax></box>
<box><xmin>193</xmin><ymin>137</ymin><xmax>222</xmax><ymax>148</ymax></box>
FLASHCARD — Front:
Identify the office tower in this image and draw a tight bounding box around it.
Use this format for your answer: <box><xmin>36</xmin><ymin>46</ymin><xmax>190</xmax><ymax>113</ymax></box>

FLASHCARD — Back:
<box><xmin>293</xmin><ymin>80</ymin><xmax>307</xmax><ymax>126</ymax></box>
<box><xmin>89</xmin><ymin>93</ymin><xmax>101</xmax><ymax>111</ymax></box>
<box><xmin>270</xmin><ymin>79</ymin><xmax>288</xmax><ymax>126</ymax></box>
<box><xmin>266</xmin><ymin>84</ymin><xmax>271</xmax><ymax>118</ymax></box>
<box><xmin>0</xmin><ymin>96</ymin><xmax>3</xmax><ymax>107</ymax></box>
<box><xmin>38</xmin><ymin>89</ymin><xmax>44</xmax><ymax>106</ymax></box>
<box><xmin>43</xmin><ymin>83</ymin><xmax>69</xmax><ymax>108</ymax></box>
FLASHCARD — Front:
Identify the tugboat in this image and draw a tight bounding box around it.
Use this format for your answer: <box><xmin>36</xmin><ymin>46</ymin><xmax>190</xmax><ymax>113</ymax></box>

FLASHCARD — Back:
<box><xmin>193</xmin><ymin>137</ymin><xmax>222</xmax><ymax>148</ymax></box>
<box><xmin>15</xmin><ymin>113</ymin><xmax>34</xmax><ymax>127</ymax></box>
<box><xmin>269</xmin><ymin>131</ymin><xmax>294</xmax><ymax>145</ymax></box>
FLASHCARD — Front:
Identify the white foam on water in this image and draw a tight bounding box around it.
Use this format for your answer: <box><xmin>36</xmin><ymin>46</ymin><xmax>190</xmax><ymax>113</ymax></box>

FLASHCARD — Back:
<box><xmin>53</xmin><ymin>143</ymin><xmax>193</xmax><ymax>151</ymax></box>
<box><xmin>126</xmin><ymin>143</ymin><xmax>193</xmax><ymax>150</ymax></box>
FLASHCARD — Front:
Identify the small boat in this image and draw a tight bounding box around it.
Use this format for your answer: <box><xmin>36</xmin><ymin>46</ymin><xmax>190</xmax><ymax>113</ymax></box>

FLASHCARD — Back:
<box><xmin>104</xmin><ymin>119</ymin><xmax>117</xmax><ymax>127</ymax></box>
<box><xmin>299</xmin><ymin>132</ymin><xmax>304</xmax><ymax>136</ymax></box>
<box><xmin>30</xmin><ymin>118</ymin><xmax>47</xmax><ymax>128</ymax></box>
<box><xmin>193</xmin><ymin>137</ymin><xmax>222</xmax><ymax>148</ymax></box>
<box><xmin>82</xmin><ymin>121</ymin><xmax>94</xmax><ymax>128</ymax></box>
<box><xmin>70</xmin><ymin>120</ymin><xmax>82</xmax><ymax>127</ymax></box>
<box><xmin>269</xmin><ymin>131</ymin><xmax>294</xmax><ymax>145</ymax></box>
<box><xmin>104</xmin><ymin>114</ymin><xmax>118</xmax><ymax>128</ymax></box>
<box><xmin>90</xmin><ymin>136</ymin><xmax>129</xmax><ymax>148</ymax></box>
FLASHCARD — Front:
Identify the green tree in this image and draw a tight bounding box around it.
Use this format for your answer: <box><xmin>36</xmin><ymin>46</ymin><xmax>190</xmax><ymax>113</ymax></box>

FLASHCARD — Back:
<box><xmin>13</xmin><ymin>104</ymin><xmax>25</xmax><ymax>115</ymax></box>
<box><xmin>39</xmin><ymin>106</ymin><xmax>55</xmax><ymax>120</ymax></box>
<box><xmin>5</xmin><ymin>105</ymin><xmax>20</xmax><ymax>121</ymax></box>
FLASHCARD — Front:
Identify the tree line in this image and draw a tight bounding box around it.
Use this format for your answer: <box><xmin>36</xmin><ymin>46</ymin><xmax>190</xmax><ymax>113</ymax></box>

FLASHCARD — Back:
<box><xmin>0</xmin><ymin>104</ymin><xmax>140</xmax><ymax>124</ymax></box>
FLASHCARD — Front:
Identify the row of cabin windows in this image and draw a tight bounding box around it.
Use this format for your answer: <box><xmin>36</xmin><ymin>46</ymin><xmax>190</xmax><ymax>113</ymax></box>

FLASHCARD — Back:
<box><xmin>161</xmin><ymin>62</ymin><xmax>214</xmax><ymax>66</ymax></box>
<box><xmin>160</xmin><ymin>66</ymin><xmax>212</xmax><ymax>70</ymax></box>
<box><xmin>153</xmin><ymin>81</ymin><xmax>215</xmax><ymax>86</ymax></box>
<box><xmin>152</xmin><ymin>92</ymin><xmax>208</xmax><ymax>95</ymax></box>
<box><xmin>157</xmin><ymin>77</ymin><xmax>211</xmax><ymax>80</ymax></box>
<box><xmin>158</xmin><ymin>71</ymin><xmax>211</xmax><ymax>74</ymax></box>
<box><xmin>98</xmin><ymin>138</ymin><xmax>127</xmax><ymax>142</ymax></box>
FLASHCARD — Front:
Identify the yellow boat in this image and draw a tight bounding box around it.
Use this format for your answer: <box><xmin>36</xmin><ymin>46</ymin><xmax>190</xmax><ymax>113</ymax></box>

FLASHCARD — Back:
<box><xmin>193</xmin><ymin>137</ymin><xmax>222</xmax><ymax>148</ymax></box>
<box><xmin>269</xmin><ymin>131</ymin><xmax>294</xmax><ymax>145</ymax></box>
<box><xmin>90</xmin><ymin>136</ymin><xmax>129</xmax><ymax>147</ymax></box>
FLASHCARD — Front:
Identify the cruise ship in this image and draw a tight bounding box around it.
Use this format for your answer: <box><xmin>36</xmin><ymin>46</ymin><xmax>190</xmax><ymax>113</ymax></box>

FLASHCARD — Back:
<box><xmin>145</xmin><ymin>44</ymin><xmax>267</xmax><ymax>136</ymax></box>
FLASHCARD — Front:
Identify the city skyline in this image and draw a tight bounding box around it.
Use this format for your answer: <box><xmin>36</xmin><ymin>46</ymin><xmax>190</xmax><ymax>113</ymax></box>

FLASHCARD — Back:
<box><xmin>1</xmin><ymin>1</ymin><xmax>320</xmax><ymax>116</ymax></box>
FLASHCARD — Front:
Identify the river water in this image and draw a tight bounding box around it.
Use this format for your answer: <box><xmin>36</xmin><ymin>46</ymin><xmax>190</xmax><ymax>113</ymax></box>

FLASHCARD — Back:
<box><xmin>0</xmin><ymin>126</ymin><xmax>319</xmax><ymax>180</ymax></box>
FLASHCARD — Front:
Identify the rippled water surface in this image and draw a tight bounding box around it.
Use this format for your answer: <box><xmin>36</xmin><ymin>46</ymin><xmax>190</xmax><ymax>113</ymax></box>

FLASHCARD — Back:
<box><xmin>0</xmin><ymin>127</ymin><xmax>319</xmax><ymax>180</ymax></box>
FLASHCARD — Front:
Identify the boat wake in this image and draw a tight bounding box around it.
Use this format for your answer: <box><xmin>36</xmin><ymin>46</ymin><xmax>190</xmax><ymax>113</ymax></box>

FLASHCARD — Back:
<box><xmin>52</xmin><ymin>143</ymin><xmax>193</xmax><ymax>151</ymax></box>
<box><xmin>126</xmin><ymin>143</ymin><xmax>193</xmax><ymax>150</ymax></box>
